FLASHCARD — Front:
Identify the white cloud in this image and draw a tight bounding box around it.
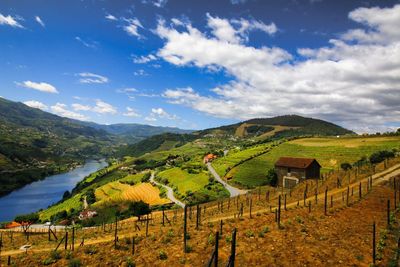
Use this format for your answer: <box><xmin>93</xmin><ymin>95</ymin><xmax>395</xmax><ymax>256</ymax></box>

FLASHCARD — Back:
<box><xmin>142</xmin><ymin>0</ymin><xmax>168</xmax><ymax>8</ymax></box>
<box><xmin>0</xmin><ymin>13</ymin><xmax>23</xmax><ymax>28</ymax></box>
<box><xmin>105</xmin><ymin>14</ymin><xmax>118</xmax><ymax>21</ymax></box>
<box><xmin>123</xmin><ymin>18</ymin><xmax>143</xmax><ymax>38</ymax></box>
<box><xmin>75</xmin><ymin>36</ymin><xmax>98</xmax><ymax>49</ymax></box>
<box><xmin>17</xmin><ymin>81</ymin><xmax>58</xmax><ymax>93</ymax></box>
<box><xmin>72</xmin><ymin>103</ymin><xmax>91</xmax><ymax>111</ymax></box>
<box><xmin>144</xmin><ymin>116</ymin><xmax>157</xmax><ymax>122</ymax></box>
<box><xmin>77</xmin><ymin>72</ymin><xmax>108</xmax><ymax>84</ymax></box>
<box><xmin>123</xmin><ymin>107</ymin><xmax>141</xmax><ymax>117</ymax></box>
<box><xmin>35</xmin><ymin>16</ymin><xmax>45</xmax><ymax>27</ymax></box>
<box><xmin>206</xmin><ymin>14</ymin><xmax>277</xmax><ymax>44</ymax></box>
<box><xmin>92</xmin><ymin>99</ymin><xmax>117</xmax><ymax>114</ymax></box>
<box><xmin>133</xmin><ymin>54</ymin><xmax>157</xmax><ymax>64</ymax></box>
<box><xmin>50</xmin><ymin>103</ymin><xmax>89</xmax><ymax>121</ymax></box>
<box><xmin>23</xmin><ymin>100</ymin><xmax>48</xmax><ymax>110</ymax></box>
<box><xmin>148</xmin><ymin>107</ymin><xmax>178</xmax><ymax>120</ymax></box>
<box><xmin>156</xmin><ymin>4</ymin><xmax>400</xmax><ymax>133</ymax></box>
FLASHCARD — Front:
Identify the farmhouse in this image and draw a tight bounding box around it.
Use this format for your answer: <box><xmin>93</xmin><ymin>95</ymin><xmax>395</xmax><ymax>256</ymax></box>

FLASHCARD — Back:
<box><xmin>275</xmin><ymin>157</ymin><xmax>321</xmax><ymax>189</ymax></box>
<box><xmin>78</xmin><ymin>210</ymin><xmax>98</xmax><ymax>220</ymax></box>
<box><xmin>203</xmin><ymin>154</ymin><xmax>217</xmax><ymax>164</ymax></box>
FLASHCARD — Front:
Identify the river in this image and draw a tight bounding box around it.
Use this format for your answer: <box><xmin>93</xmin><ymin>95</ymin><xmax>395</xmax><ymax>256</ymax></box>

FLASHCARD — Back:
<box><xmin>0</xmin><ymin>160</ymin><xmax>107</xmax><ymax>222</ymax></box>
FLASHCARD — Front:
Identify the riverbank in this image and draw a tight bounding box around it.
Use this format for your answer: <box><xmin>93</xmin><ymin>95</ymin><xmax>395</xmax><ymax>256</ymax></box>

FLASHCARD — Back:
<box><xmin>0</xmin><ymin>160</ymin><xmax>107</xmax><ymax>222</ymax></box>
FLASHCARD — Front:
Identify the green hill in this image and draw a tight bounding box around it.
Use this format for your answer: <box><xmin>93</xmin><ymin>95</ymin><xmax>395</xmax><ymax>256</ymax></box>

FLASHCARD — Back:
<box><xmin>199</xmin><ymin>115</ymin><xmax>354</xmax><ymax>138</ymax></box>
<box><xmin>77</xmin><ymin>122</ymin><xmax>193</xmax><ymax>144</ymax></box>
<box><xmin>0</xmin><ymin>98</ymin><xmax>115</xmax><ymax>196</ymax></box>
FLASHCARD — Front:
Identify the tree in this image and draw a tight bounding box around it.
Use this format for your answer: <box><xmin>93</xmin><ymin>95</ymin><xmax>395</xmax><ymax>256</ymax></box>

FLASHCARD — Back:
<box><xmin>15</xmin><ymin>213</ymin><xmax>39</xmax><ymax>240</ymax></box>
<box><xmin>369</xmin><ymin>150</ymin><xmax>395</xmax><ymax>164</ymax></box>
<box><xmin>62</xmin><ymin>190</ymin><xmax>71</xmax><ymax>200</ymax></box>
<box><xmin>340</xmin><ymin>163</ymin><xmax>352</xmax><ymax>171</ymax></box>
<box><xmin>266</xmin><ymin>168</ymin><xmax>278</xmax><ymax>187</ymax></box>
<box><xmin>129</xmin><ymin>201</ymin><xmax>151</xmax><ymax>220</ymax></box>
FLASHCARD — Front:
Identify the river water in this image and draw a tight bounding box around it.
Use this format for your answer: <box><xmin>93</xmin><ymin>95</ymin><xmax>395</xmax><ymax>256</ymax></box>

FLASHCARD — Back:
<box><xmin>0</xmin><ymin>160</ymin><xmax>107</xmax><ymax>222</ymax></box>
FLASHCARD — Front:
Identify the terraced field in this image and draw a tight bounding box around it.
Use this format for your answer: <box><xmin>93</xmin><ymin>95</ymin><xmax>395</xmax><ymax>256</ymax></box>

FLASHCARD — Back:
<box><xmin>224</xmin><ymin>136</ymin><xmax>400</xmax><ymax>188</ymax></box>
<box><xmin>157</xmin><ymin>167</ymin><xmax>209</xmax><ymax>194</ymax></box>
<box><xmin>95</xmin><ymin>182</ymin><xmax>170</xmax><ymax>206</ymax></box>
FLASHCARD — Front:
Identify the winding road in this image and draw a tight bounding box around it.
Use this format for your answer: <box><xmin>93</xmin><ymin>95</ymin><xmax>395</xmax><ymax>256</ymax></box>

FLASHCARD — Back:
<box><xmin>207</xmin><ymin>162</ymin><xmax>247</xmax><ymax>197</ymax></box>
<box><xmin>150</xmin><ymin>172</ymin><xmax>185</xmax><ymax>208</ymax></box>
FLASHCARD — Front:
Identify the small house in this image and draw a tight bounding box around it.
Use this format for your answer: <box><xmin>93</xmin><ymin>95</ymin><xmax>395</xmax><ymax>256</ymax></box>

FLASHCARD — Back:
<box><xmin>203</xmin><ymin>154</ymin><xmax>217</xmax><ymax>164</ymax></box>
<box><xmin>5</xmin><ymin>221</ymin><xmax>22</xmax><ymax>229</ymax></box>
<box><xmin>78</xmin><ymin>210</ymin><xmax>98</xmax><ymax>220</ymax></box>
<box><xmin>275</xmin><ymin>157</ymin><xmax>321</xmax><ymax>189</ymax></box>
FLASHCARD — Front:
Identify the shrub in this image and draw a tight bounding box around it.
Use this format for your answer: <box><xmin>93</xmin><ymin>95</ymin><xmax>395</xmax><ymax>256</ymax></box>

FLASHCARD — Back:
<box><xmin>42</xmin><ymin>258</ymin><xmax>55</xmax><ymax>266</ymax></box>
<box><xmin>340</xmin><ymin>163</ymin><xmax>352</xmax><ymax>171</ymax></box>
<box><xmin>159</xmin><ymin>250</ymin><xmax>168</xmax><ymax>260</ymax></box>
<box><xmin>265</xmin><ymin>169</ymin><xmax>278</xmax><ymax>186</ymax></box>
<box><xmin>207</xmin><ymin>233</ymin><xmax>215</xmax><ymax>246</ymax></box>
<box><xmin>50</xmin><ymin>250</ymin><xmax>61</xmax><ymax>260</ymax></box>
<box><xmin>68</xmin><ymin>258</ymin><xmax>82</xmax><ymax>267</ymax></box>
<box><xmin>185</xmin><ymin>245</ymin><xmax>193</xmax><ymax>253</ymax></box>
<box><xmin>126</xmin><ymin>257</ymin><xmax>136</xmax><ymax>267</ymax></box>
<box><xmin>84</xmin><ymin>245</ymin><xmax>97</xmax><ymax>255</ymax></box>
<box><xmin>245</xmin><ymin>230</ymin><xmax>255</xmax><ymax>238</ymax></box>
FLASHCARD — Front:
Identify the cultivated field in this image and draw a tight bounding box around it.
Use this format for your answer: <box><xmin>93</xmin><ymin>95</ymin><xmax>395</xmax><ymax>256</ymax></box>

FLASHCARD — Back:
<box><xmin>95</xmin><ymin>182</ymin><xmax>170</xmax><ymax>206</ymax></box>
<box><xmin>156</xmin><ymin>167</ymin><xmax>209</xmax><ymax>194</ymax></box>
<box><xmin>223</xmin><ymin>136</ymin><xmax>400</xmax><ymax>188</ymax></box>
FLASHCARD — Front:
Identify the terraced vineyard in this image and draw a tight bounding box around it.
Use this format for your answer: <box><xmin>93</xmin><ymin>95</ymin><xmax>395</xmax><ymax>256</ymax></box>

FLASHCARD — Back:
<box><xmin>222</xmin><ymin>136</ymin><xmax>400</xmax><ymax>188</ymax></box>
<box><xmin>95</xmin><ymin>182</ymin><xmax>170</xmax><ymax>206</ymax></box>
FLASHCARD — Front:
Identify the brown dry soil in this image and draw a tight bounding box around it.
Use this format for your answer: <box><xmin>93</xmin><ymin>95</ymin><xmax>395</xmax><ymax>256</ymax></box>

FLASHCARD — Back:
<box><xmin>3</xmin><ymin>182</ymin><xmax>400</xmax><ymax>266</ymax></box>
<box><xmin>2</xmin><ymin>159</ymin><xmax>400</xmax><ymax>266</ymax></box>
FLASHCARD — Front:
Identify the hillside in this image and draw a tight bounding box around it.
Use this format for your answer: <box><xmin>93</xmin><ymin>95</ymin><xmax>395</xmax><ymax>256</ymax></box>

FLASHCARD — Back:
<box><xmin>0</xmin><ymin>98</ymin><xmax>116</xmax><ymax>196</ymax></box>
<box><xmin>199</xmin><ymin>115</ymin><xmax>354</xmax><ymax>138</ymax></box>
<box><xmin>78</xmin><ymin>121</ymin><xmax>193</xmax><ymax>144</ymax></box>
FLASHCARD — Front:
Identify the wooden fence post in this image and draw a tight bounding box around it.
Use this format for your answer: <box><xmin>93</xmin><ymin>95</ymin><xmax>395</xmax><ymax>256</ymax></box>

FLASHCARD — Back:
<box><xmin>146</xmin><ymin>216</ymin><xmax>149</xmax><ymax>237</ymax></box>
<box><xmin>183</xmin><ymin>205</ymin><xmax>187</xmax><ymax>253</ymax></box>
<box><xmin>214</xmin><ymin>231</ymin><xmax>219</xmax><ymax>267</ymax></box>
<box><xmin>331</xmin><ymin>195</ymin><xmax>333</xmax><ymax>208</ymax></box>
<box><xmin>131</xmin><ymin>236</ymin><xmax>135</xmax><ymax>255</ymax></box>
<box><xmin>64</xmin><ymin>231</ymin><xmax>68</xmax><ymax>250</ymax></box>
<box><xmin>346</xmin><ymin>186</ymin><xmax>350</xmax><ymax>206</ymax></box>
<box><xmin>228</xmin><ymin>229</ymin><xmax>237</xmax><ymax>267</ymax></box>
<box><xmin>278</xmin><ymin>195</ymin><xmax>281</xmax><ymax>227</ymax></box>
<box><xmin>308</xmin><ymin>201</ymin><xmax>311</xmax><ymax>213</ymax></box>
<box><xmin>115</xmin><ymin>216</ymin><xmax>120</xmax><ymax>248</ymax></box>
<box><xmin>220</xmin><ymin>220</ymin><xmax>223</xmax><ymax>236</ymax></box>
<box><xmin>249</xmin><ymin>198</ymin><xmax>252</xmax><ymax>218</ymax></box>
<box><xmin>372</xmin><ymin>222</ymin><xmax>376</xmax><ymax>265</ymax></box>
<box><xmin>284</xmin><ymin>194</ymin><xmax>287</xmax><ymax>211</ymax></box>
<box><xmin>387</xmin><ymin>199</ymin><xmax>391</xmax><ymax>229</ymax></box>
<box><xmin>72</xmin><ymin>227</ymin><xmax>75</xmax><ymax>251</ymax></box>
<box><xmin>324</xmin><ymin>187</ymin><xmax>328</xmax><ymax>215</ymax></box>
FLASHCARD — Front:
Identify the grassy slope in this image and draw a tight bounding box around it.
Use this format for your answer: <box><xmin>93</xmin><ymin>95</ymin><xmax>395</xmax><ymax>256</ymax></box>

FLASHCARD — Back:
<box><xmin>227</xmin><ymin>136</ymin><xmax>400</xmax><ymax>188</ymax></box>
<box><xmin>157</xmin><ymin>167</ymin><xmax>209</xmax><ymax>194</ymax></box>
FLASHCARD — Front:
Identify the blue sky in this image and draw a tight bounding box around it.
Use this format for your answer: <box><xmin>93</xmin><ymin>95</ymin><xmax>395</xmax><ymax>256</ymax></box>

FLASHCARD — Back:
<box><xmin>0</xmin><ymin>0</ymin><xmax>399</xmax><ymax>132</ymax></box>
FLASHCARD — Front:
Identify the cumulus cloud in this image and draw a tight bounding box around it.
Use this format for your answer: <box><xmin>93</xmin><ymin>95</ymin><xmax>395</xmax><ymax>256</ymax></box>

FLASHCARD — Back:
<box><xmin>0</xmin><ymin>13</ymin><xmax>23</xmax><ymax>28</ymax></box>
<box><xmin>17</xmin><ymin>81</ymin><xmax>58</xmax><ymax>93</ymax></box>
<box><xmin>50</xmin><ymin>103</ymin><xmax>89</xmax><ymax>121</ymax></box>
<box><xmin>134</xmin><ymin>69</ymin><xmax>148</xmax><ymax>76</ymax></box>
<box><xmin>145</xmin><ymin>107</ymin><xmax>178</xmax><ymax>121</ymax></box>
<box><xmin>156</xmin><ymin>4</ymin><xmax>400</xmax><ymax>133</ymax></box>
<box><xmin>24</xmin><ymin>100</ymin><xmax>48</xmax><ymax>110</ymax></box>
<box><xmin>92</xmin><ymin>99</ymin><xmax>117</xmax><ymax>114</ymax></box>
<box><xmin>35</xmin><ymin>16</ymin><xmax>45</xmax><ymax>27</ymax></box>
<box><xmin>77</xmin><ymin>72</ymin><xmax>109</xmax><ymax>84</ymax></box>
<box><xmin>206</xmin><ymin>14</ymin><xmax>277</xmax><ymax>44</ymax></box>
<box><xmin>123</xmin><ymin>107</ymin><xmax>141</xmax><ymax>117</ymax></box>
<box><xmin>72</xmin><ymin>103</ymin><xmax>91</xmax><ymax>111</ymax></box>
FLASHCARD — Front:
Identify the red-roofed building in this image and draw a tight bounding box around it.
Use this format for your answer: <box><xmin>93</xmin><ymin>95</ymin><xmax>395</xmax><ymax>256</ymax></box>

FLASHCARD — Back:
<box><xmin>203</xmin><ymin>154</ymin><xmax>217</xmax><ymax>164</ymax></box>
<box><xmin>275</xmin><ymin>157</ymin><xmax>321</xmax><ymax>189</ymax></box>
<box><xmin>5</xmin><ymin>221</ymin><xmax>22</xmax><ymax>229</ymax></box>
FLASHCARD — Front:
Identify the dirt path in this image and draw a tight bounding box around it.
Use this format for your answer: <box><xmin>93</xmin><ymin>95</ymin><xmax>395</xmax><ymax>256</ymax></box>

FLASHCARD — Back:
<box><xmin>150</xmin><ymin>172</ymin><xmax>185</xmax><ymax>208</ymax></box>
<box><xmin>207</xmin><ymin>162</ymin><xmax>247</xmax><ymax>197</ymax></box>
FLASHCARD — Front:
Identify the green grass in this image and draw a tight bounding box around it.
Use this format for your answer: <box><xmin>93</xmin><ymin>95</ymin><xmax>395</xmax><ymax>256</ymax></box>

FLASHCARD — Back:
<box><xmin>157</xmin><ymin>167</ymin><xmax>209</xmax><ymax>194</ymax></box>
<box><xmin>39</xmin><ymin>193</ymin><xmax>83</xmax><ymax>221</ymax></box>
<box><xmin>212</xmin><ymin>143</ymin><xmax>271</xmax><ymax>176</ymax></box>
<box><xmin>228</xmin><ymin>136</ymin><xmax>400</xmax><ymax>188</ymax></box>
<box><xmin>119</xmin><ymin>172</ymin><xmax>148</xmax><ymax>184</ymax></box>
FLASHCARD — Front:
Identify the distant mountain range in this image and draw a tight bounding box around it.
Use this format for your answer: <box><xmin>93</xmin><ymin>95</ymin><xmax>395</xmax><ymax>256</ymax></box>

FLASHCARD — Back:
<box><xmin>0</xmin><ymin>97</ymin><xmax>191</xmax><ymax>196</ymax></box>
